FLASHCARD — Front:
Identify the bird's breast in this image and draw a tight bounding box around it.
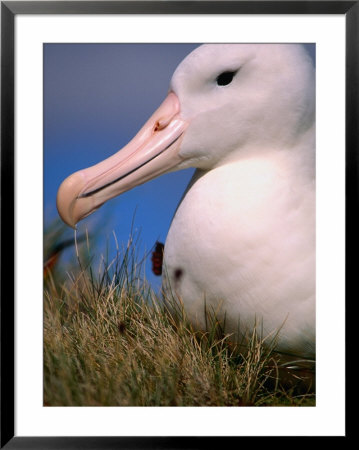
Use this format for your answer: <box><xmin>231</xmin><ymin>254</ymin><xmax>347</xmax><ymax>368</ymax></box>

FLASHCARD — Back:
<box><xmin>163</xmin><ymin>155</ymin><xmax>315</xmax><ymax>355</ymax></box>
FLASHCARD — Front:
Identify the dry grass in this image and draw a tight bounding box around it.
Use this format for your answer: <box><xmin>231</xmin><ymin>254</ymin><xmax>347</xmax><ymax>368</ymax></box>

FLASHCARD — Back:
<box><xmin>44</xmin><ymin>225</ymin><xmax>315</xmax><ymax>407</ymax></box>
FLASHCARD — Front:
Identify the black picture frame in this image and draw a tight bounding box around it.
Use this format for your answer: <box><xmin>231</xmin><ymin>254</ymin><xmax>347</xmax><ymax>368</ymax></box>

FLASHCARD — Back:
<box><xmin>1</xmin><ymin>1</ymin><xmax>355</xmax><ymax>447</ymax></box>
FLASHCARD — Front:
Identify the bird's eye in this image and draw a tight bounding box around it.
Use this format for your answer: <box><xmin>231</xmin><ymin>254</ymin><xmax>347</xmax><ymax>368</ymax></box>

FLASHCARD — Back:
<box><xmin>216</xmin><ymin>71</ymin><xmax>236</xmax><ymax>86</ymax></box>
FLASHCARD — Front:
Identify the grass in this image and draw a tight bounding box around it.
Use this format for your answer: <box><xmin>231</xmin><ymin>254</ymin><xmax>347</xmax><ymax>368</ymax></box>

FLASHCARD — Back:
<box><xmin>44</xmin><ymin>224</ymin><xmax>315</xmax><ymax>407</ymax></box>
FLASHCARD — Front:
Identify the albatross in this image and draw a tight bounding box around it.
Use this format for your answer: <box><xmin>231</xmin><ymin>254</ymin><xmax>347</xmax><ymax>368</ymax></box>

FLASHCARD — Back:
<box><xmin>57</xmin><ymin>44</ymin><xmax>315</xmax><ymax>359</ymax></box>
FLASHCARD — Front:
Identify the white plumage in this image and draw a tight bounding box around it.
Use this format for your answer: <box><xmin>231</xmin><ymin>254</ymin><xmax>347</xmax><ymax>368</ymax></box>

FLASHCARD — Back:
<box><xmin>163</xmin><ymin>44</ymin><xmax>315</xmax><ymax>357</ymax></box>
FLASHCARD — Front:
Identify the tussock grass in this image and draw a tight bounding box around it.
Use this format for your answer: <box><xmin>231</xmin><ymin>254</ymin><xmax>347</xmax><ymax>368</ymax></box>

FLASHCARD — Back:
<box><xmin>44</xmin><ymin>226</ymin><xmax>315</xmax><ymax>406</ymax></box>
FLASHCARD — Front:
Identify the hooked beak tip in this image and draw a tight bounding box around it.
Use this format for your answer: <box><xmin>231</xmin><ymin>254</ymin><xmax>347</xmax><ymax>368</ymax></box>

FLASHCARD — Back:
<box><xmin>56</xmin><ymin>172</ymin><xmax>84</xmax><ymax>228</ymax></box>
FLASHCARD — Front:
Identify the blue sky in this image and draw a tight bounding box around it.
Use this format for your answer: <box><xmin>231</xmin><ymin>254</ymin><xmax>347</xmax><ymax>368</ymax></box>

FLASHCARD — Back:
<box><xmin>44</xmin><ymin>43</ymin><xmax>315</xmax><ymax>289</ymax></box>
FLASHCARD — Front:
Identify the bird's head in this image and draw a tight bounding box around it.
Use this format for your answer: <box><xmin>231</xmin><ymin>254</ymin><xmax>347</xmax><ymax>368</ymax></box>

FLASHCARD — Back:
<box><xmin>57</xmin><ymin>44</ymin><xmax>314</xmax><ymax>228</ymax></box>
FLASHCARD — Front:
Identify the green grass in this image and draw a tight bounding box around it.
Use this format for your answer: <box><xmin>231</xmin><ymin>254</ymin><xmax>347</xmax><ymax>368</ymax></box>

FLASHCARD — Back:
<box><xmin>44</xmin><ymin>226</ymin><xmax>315</xmax><ymax>407</ymax></box>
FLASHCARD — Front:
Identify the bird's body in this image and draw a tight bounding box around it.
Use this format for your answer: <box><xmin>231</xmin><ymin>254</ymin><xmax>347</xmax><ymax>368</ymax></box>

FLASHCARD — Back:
<box><xmin>57</xmin><ymin>44</ymin><xmax>316</xmax><ymax>359</ymax></box>
<box><xmin>164</xmin><ymin>148</ymin><xmax>315</xmax><ymax>356</ymax></box>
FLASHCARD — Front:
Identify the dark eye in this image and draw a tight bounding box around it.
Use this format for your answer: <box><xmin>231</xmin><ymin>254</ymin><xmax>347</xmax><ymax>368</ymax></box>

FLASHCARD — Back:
<box><xmin>216</xmin><ymin>71</ymin><xmax>236</xmax><ymax>86</ymax></box>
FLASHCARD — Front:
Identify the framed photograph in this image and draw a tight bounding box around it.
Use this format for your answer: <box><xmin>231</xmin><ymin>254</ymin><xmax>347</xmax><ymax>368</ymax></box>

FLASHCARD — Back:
<box><xmin>1</xmin><ymin>1</ymin><xmax>354</xmax><ymax>446</ymax></box>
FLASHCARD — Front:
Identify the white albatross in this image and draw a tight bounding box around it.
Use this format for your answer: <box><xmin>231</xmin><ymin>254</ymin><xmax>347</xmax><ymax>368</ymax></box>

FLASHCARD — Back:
<box><xmin>57</xmin><ymin>44</ymin><xmax>315</xmax><ymax>359</ymax></box>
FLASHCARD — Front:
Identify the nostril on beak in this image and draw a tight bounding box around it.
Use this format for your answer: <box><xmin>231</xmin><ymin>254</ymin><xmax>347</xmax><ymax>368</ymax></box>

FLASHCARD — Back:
<box><xmin>154</xmin><ymin>117</ymin><xmax>172</xmax><ymax>132</ymax></box>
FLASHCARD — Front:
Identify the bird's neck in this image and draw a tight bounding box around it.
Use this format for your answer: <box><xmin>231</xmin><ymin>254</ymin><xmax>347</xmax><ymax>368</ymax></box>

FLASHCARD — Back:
<box><xmin>210</xmin><ymin>122</ymin><xmax>315</xmax><ymax>176</ymax></box>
